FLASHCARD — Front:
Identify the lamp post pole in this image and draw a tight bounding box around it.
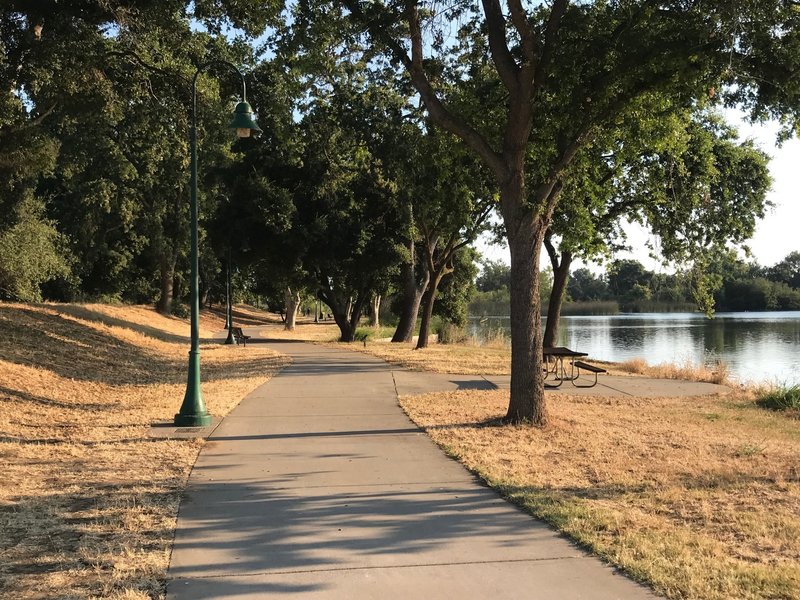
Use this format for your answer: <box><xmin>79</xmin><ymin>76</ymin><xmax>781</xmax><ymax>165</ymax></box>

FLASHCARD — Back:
<box><xmin>224</xmin><ymin>246</ymin><xmax>235</xmax><ymax>344</ymax></box>
<box><xmin>175</xmin><ymin>61</ymin><xmax>261</xmax><ymax>427</ymax></box>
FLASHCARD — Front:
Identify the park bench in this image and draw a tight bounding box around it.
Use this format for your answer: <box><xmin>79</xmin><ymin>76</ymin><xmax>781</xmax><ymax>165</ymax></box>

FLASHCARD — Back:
<box><xmin>231</xmin><ymin>326</ymin><xmax>251</xmax><ymax>346</ymax></box>
<box><xmin>570</xmin><ymin>360</ymin><xmax>607</xmax><ymax>388</ymax></box>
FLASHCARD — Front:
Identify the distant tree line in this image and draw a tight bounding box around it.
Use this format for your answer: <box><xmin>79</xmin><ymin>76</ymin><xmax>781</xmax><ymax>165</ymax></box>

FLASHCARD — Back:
<box><xmin>473</xmin><ymin>251</ymin><xmax>800</xmax><ymax>315</ymax></box>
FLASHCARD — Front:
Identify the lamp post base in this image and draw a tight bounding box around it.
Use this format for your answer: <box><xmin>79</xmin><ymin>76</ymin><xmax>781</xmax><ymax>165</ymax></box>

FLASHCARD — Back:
<box><xmin>175</xmin><ymin>350</ymin><xmax>212</xmax><ymax>427</ymax></box>
<box><xmin>174</xmin><ymin>412</ymin><xmax>213</xmax><ymax>427</ymax></box>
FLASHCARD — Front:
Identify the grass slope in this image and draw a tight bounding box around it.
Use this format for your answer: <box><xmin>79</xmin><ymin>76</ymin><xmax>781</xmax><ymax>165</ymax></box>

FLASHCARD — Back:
<box><xmin>0</xmin><ymin>303</ymin><xmax>288</xmax><ymax>599</ymax></box>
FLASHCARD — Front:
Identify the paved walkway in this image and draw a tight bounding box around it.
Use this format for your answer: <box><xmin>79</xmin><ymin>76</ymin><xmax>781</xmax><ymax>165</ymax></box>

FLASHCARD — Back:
<box><xmin>165</xmin><ymin>340</ymin><xmax>717</xmax><ymax>599</ymax></box>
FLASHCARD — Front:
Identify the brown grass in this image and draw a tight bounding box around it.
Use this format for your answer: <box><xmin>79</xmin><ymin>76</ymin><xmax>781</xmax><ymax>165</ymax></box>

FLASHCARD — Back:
<box><xmin>618</xmin><ymin>357</ymin><xmax>732</xmax><ymax>385</ymax></box>
<box><xmin>335</xmin><ymin>339</ymin><xmax>512</xmax><ymax>375</ymax></box>
<box><xmin>0</xmin><ymin>302</ymin><xmax>289</xmax><ymax>599</ymax></box>
<box><xmin>400</xmin><ymin>389</ymin><xmax>800</xmax><ymax>600</ymax></box>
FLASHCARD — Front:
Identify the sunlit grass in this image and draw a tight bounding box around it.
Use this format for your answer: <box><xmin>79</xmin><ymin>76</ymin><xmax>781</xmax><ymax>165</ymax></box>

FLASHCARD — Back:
<box><xmin>400</xmin><ymin>388</ymin><xmax>800</xmax><ymax>600</ymax></box>
<box><xmin>618</xmin><ymin>356</ymin><xmax>731</xmax><ymax>385</ymax></box>
<box><xmin>0</xmin><ymin>302</ymin><xmax>288</xmax><ymax>599</ymax></box>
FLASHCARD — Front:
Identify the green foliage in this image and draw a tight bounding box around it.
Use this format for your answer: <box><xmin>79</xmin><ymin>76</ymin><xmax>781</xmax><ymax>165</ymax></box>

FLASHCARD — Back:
<box><xmin>0</xmin><ymin>196</ymin><xmax>71</xmax><ymax>301</ymax></box>
<box><xmin>567</xmin><ymin>268</ymin><xmax>609</xmax><ymax>302</ymax></box>
<box><xmin>767</xmin><ymin>251</ymin><xmax>800</xmax><ymax>290</ymax></box>
<box><xmin>433</xmin><ymin>247</ymin><xmax>478</xmax><ymax>327</ymax></box>
<box><xmin>435</xmin><ymin>321</ymin><xmax>468</xmax><ymax>345</ymax></box>
<box><xmin>757</xmin><ymin>385</ymin><xmax>800</xmax><ymax>414</ymax></box>
<box><xmin>476</xmin><ymin>260</ymin><xmax>510</xmax><ymax>293</ymax></box>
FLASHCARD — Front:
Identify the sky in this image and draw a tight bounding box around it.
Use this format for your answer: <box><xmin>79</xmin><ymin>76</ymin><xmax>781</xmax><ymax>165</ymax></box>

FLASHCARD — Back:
<box><xmin>475</xmin><ymin>112</ymin><xmax>800</xmax><ymax>272</ymax></box>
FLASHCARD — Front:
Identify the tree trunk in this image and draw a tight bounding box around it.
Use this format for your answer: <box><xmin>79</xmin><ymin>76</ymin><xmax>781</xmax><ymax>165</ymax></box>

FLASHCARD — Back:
<box><xmin>504</xmin><ymin>211</ymin><xmax>548</xmax><ymax>425</ymax></box>
<box><xmin>333</xmin><ymin>310</ymin><xmax>355</xmax><ymax>341</ymax></box>
<box><xmin>416</xmin><ymin>271</ymin><xmax>445</xmax><ymax>349</ymax></box>
<box><xmin>392</xmin><ymin>265</ymin><xmax>429</xmax><ymax>342</ymax></box>
<box><xmin>369</xmin><ymin>294</ymin><xmax>381</xmax><ymax>328</ymax></box>
<box><xmin>156</xmin><ymin>251</ymin><xmax>176</xmax><ymax>315</ymax></box>
<box><xmin>284</xmin><ymin>288</ymin><xmax>301</xmax><ymax>331</ymax></box>
<box><xmin>543</xmin><ymin>248</ymin><xmax>572</xmax><ymax>348</ymax></box>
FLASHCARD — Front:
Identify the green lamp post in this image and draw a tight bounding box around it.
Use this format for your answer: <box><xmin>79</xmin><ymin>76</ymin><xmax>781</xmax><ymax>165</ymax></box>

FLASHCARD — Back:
<box><xmin>174</xmin><ymin>61</ymin><xmax>261</xmax><ymax>427</ymax></box>
<box><xmin>224</xmin><ymin>246</ymin><xmax>235</xmax><ymax>345</ymax></box>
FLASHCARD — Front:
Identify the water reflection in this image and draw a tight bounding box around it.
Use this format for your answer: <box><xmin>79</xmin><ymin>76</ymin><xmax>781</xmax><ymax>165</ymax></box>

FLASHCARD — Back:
<box><xmin>467</xmin><ymin>312</ymin><xmax>800</xmax><ymax>385</ymax></box>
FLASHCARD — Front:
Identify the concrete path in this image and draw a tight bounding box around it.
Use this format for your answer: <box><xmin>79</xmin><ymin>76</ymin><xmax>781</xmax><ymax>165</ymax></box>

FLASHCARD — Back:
<box><xmin>391</xmin><ymin>369</ymin><xmax>728</xmax><ymax>397</ymax></box>
<box><xmin>166</xmin><ymin>340</ymin><xmax>664</xmax><ymax>599</ymax></box>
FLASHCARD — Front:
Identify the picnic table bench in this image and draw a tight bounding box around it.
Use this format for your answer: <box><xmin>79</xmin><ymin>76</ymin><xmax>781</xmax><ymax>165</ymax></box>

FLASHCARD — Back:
<box><xmin>570</xmin><ymin>360</ymin><xmax>607</xmax><ymax>388</ymax></box>
<box><xmin>231</xmin><ymin>326</ymin><xmax>251</xmax><ymax>346</ymax></box>
<box><xmin>542</xmin><ymin>346</ymin><xmax>606</xmax><ymax>388</ymax></box>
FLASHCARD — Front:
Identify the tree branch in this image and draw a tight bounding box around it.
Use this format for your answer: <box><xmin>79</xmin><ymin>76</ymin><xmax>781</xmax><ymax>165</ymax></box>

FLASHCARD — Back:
<box><xmin>507</xmin><ymin>0</ymin><xmax>538</xmax><ymax>94</ymax></box>
<box><xmin>341</xmin><ymin>0</ymin><xmax>508</xmax><ymax>180</ymax></box>
<box><xmin>533</xmin><ymin>0</ymin><xmax>569</xmax><ymax>91</ymax></box>
<box><xmin>543</xmin><ymin>230</ymin><xmax>560</xmax><ymax>271</ymax></box>
<box><xmin>481</xmin><ymin>0</ymin><xmax>520</xmax><ymax>94</ymax></box>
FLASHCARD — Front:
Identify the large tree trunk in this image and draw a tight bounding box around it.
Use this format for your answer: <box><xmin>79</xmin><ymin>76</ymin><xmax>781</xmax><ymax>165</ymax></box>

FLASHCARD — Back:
<box><xmin>321</xmin><ymin>290</ymin><xmax>367</xmax><ymax>343</ymax></box>
<box><xmin>284</xmin><ymin>287</ymin><xmax>301</xmax><ymax>331</ymax></box>
<box><xmin>392</xmin><ymin>267</ymin><xmax>429</xmax><ymax>342</ymax></box>
<box><xmin>156</xmin><ymin>251</ymin><xmax>176</xmax><ymax>315</ymax></box>
<box><xmin>333</xmin><ymin>311</ymin><xmax>355</xmax><ymax>341</ymax></box>
<box><xmin>369</xmin><ymin>294</ymin><xmax>381</xmax><ymax>328</ymax></box>
<box><xmin>504</xmin><ymin>209</ymin><xmax>548</xmax><ymax>425</ymax></box>
<box><xmin>415</xmin><ymin>271</ymin><xmax>445</xmax><ymax>350</ymax></box>
<box><xmin>392</xmin><ymin>265</ymin><xmax>431</xmax><ymax>343</ymax></box>
<box><xmin>543</xmin><ymin>242</ymin><xmax>573</xmax><ymax>348</ymax></box>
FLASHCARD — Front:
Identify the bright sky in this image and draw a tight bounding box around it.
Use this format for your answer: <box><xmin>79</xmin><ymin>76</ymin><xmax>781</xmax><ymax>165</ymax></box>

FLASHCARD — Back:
<box><xmin>475</xmin><ymin>112</ymin><xmax>800</xmax><ymax>272</ymax></box>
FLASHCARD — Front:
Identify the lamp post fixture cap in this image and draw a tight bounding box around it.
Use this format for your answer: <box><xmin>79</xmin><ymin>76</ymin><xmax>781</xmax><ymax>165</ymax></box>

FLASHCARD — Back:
<box><xmin>230</xmin><ymin>101</ymin><xmax>262</xmax><ymax>137</ymax></box>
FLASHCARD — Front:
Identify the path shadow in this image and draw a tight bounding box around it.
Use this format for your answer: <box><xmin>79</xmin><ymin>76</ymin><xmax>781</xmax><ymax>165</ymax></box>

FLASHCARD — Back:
<box><xmin>168</xmin><ymin>478</ymin><xmax>567</xmax><ymax>598</ymax></box>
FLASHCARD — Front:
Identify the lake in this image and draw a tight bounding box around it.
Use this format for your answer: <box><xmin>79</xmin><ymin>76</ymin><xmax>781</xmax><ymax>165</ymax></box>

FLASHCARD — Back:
<box><xmin>467</xmin><ymin>311</ymin><xmax>800</xmax><ymax>385</ymax></box>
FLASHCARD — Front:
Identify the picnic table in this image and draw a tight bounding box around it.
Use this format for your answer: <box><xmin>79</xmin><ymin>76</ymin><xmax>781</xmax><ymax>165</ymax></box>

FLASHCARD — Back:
<box><xmin>542</xmin><ymin>346</ymin><xmax>587</xmax><ymax>388</ymax></box>
<box><xmin>542</xmin><ymin>346</ymin><xmax>607</xmax><ymax>388</ymax></box>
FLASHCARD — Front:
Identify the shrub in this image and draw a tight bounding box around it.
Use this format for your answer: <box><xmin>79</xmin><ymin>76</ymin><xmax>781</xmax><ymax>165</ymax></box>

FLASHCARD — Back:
<box><xmin>437</xmin><ymin>322</ymin><xmax>468</xmax><ymax>344</ymax></box>
<box><xmin>757</xmin><ymin>384</ymin><xmax>800</xmax><ymax>416</ymax></box>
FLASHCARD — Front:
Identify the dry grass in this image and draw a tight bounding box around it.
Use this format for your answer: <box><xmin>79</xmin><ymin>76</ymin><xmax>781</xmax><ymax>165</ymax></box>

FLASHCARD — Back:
<box><xmin>336</xmin><ymin>339</ymin><xmax>512</xmax><ymax>375</ymax></box>
<box><xmin>400</xmin><ymin>389</ymin><xmax>800</xmax><ymax>600</ymax></box>
<box><xmin>617</xmin><ymin>357</ymin><xmax>732</xmax><ymax>385</ymax></box>
<box><xmin>0</xmin><ymin>302</ymin><xmax>289</xmax><ymax>599</ymax></box>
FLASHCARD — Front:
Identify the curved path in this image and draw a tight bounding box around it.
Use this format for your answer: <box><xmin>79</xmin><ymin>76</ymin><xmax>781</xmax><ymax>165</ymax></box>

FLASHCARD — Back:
<box><xmin>166</xmin><ymin>340</ymin><xmax>664</xmax><ymax>599</ymax></box>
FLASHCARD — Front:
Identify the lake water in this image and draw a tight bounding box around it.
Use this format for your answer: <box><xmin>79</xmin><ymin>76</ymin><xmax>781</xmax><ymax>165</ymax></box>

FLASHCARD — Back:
<box><xmin>467</xmin><ymin>312</ymin><xmax>800</xmax><ymax>385</ymax></box>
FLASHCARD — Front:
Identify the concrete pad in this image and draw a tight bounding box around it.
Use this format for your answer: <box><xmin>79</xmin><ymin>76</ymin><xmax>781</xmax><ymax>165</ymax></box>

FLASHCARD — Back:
<box><xmin>148</xmin><ymin>417</ymin><xmax>222</xmax><ymax>439</ymax></box>
<box><xmin>392</xmin><ymin>370</ymin><xmax>728</xmax><ymax>398</ymax></box>
<box><xmin>392</xmin><ymin>371</ymin><xmax>499</xmax><ymax>395</ymax></box>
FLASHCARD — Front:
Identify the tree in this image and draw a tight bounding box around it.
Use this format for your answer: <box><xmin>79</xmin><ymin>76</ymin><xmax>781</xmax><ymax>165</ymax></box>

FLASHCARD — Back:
<box><xmin>411</xmin><ymin>130</ymin><xmax>494</xmax><ymax>349</ymax></box>
<box><xmin>544</xmin><ymin>109</ymin><xmax>771</xmax><ymax>344</ymax></box>
<box><xmin>293</xmin><ymin>73</ymin><xmax>407</xmax><ymax>342</ymax></box>
<box><xmin>768</xmin><ymin>252</ymin><xmax>800</xmax><ymax>290</ymax></box>
<box><xmin>3</xmin><ymin>2</ymin><xmax>280</xmax><ymax>306</ymax></box>
<box><xmin>477</xmin><ymin>260</ymin><xmax>511</xmax><ymax>293</ymax></box>
<box><xmin>0</xmin><ymin>196</ymin><xmax>70</xmax><ymax>301</ymax></box>
<box><xmin>314</xmin><ymin>0</ymin><xmax>800</xmax><ymax>424</ymax></box>
<box><xmin>567</xmin><ymin>268</ymin><xmax>608</xmax><ymax>302</ymax></box>
<box><xmin>433</xmin><ymin>246</ymin><xmax>479</xmax><ymax>328</ymax></box>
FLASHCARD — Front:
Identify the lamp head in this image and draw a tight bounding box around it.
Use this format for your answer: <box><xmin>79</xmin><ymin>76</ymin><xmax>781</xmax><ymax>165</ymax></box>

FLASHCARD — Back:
<box><xmin>229</xmin><ymin>101</ymin><xmax>262</xmax><ymax>138</ymax></box>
